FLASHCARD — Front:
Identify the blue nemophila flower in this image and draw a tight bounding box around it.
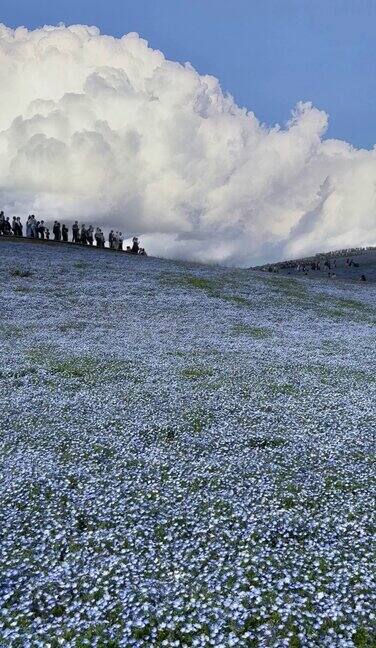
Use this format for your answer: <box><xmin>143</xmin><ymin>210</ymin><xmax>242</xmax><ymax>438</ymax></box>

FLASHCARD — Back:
<box><xmin>0</xmin><ymin>241</ymin><xmax>375</xmax><ymax>645</ymax></box>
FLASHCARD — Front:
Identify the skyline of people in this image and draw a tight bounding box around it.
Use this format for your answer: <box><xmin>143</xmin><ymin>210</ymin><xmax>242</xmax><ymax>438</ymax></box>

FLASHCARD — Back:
<box><xmin>0</xmin><ymin>211</ymin><xmax>147</xmax><ymax>255</ymax></box>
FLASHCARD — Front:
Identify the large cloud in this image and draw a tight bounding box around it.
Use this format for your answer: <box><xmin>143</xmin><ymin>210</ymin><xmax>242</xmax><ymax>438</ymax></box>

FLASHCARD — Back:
<box><xmin>0</xmin><ymin>23</ymin><xmax>375</xmax><ymax>265</ymax></box>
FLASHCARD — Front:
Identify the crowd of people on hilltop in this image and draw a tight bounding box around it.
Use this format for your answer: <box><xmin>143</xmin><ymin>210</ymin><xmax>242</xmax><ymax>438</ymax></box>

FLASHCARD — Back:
<box><xmin>257</xmin><ymin>250</ymin><xmax>370</xmax><ymax>281</ymax></box>
<box><xmin>0</xmin><ymin>211</ymin><xmax>147</xmax><ymax>255</ymax></box>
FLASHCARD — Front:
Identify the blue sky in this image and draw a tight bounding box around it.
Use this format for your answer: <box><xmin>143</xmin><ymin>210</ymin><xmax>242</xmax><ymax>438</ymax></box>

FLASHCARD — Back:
<box><xmin>2</xmin><ymin>0</ymin><xmax>376</xmax><ymax>149</ymax></box>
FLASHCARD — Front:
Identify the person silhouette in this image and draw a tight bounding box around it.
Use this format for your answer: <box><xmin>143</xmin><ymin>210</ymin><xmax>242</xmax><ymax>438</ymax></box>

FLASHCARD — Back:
<box><xmin>131</xmin><ymin>236</ymin><xmax>139</xmax><ymax>255</ymax></box>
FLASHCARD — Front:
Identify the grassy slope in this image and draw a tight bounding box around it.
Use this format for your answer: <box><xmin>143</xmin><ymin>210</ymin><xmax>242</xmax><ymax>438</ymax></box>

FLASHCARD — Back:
<box><xmin>0</xmin><ymin>240</ymin><xmax>375</xmax><ymax>648</ymax></box>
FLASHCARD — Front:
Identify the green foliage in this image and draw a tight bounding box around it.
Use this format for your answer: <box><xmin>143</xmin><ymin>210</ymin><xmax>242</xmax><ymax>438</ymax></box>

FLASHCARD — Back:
<box><xmin>259</xmin><ymin>275</ymin><xmax>307</xmax><ymax>299</ymax></box>
<box><xmin>13</xmin><ymin>285</ymin><xmax>32</xmax><ymax>293</ymax></box>
<box><xmin>74</xmin><ymin>261</ymin><xmax>90</xmax><ymax>269</ymax></box>
<box><xmin>58</xmin><ymin>321</ymin><xmax>86</xmax><ymax>333</ymax></box>
<box><xmin>352</xmin><ymin>626</ymin><xmax>376</xmax><ymax>647</ymax></box>
<box><xmin>0</xmin><ymin>323</ymin><xmax>25</xmax><ymax>340</ymax></box>
<box><xmin>182</xmin><ymin>367</ymin><xmax>213</xmax><ymax>380</ymax></box>
<box><xmin>282</xmin><ymin>495</ymin><xmax>296</xmax><ymax>510</ymax></box>
<box><xmin>185</xmin><ymin>407</ymin><xmax>214</xmax><ymax>433</ymax></box>
<box><xmin>26</xmin><ymin>347</ymin><xmax>133</xmax><ymax>387</ymax></box>
<box><xmin>51</xmin><ymin>603</ymin><xmax>66</xmax><ymax>617</ymax></box>
<box><xmin>317</xmin><ymin>294</ymin><xmax>376</xmax><ymax>323</ymax></box>
<box><xmin>267</xmin><ymin>382</ymin><xmax>298</xmax><ymax>396</ymax></box>
<box><xmin>161</xmin><ymin>272</ymin><xmax>253</xmax><ymax>306</ymax></box>
<box><xmin>233</xmin><ymin>323</ymin><xmax>272</xmax><ymax>338</ymax></box>
<box><xmin>182</xmin><ymin>276</ymin><xmax>214</xmax><ymax>290</ymax></box>
<box><xmin>156</xmin><ymin>426</ymin><xmax>176</xmax><ymax>442</ymax></box>
<box><xmin>247</xmin><ymin>436</ymin><xmax>285</xmax><ymax>450</ymax></box>
<box><xmin>10</xmin><ymin>268</ymin><xmax>33</xmax><ymax>278</ymax></box>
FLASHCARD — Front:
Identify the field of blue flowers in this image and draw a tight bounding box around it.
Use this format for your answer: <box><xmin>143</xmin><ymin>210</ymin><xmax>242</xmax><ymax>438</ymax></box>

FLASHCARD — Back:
<box><xmin>0</xmin><ymin>240</ymin><xmax>375</xmax><ymax>647</ymax></box>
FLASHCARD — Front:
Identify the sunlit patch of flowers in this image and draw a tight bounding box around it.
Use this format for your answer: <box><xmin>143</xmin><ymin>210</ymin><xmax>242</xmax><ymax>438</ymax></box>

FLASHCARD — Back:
<box><xmin>0</xmin><ymin>241</ymin><xmax>375</xmax><ymax>647</ymax></box>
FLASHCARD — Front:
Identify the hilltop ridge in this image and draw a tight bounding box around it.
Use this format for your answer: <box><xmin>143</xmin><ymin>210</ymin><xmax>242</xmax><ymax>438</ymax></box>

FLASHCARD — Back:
<box><xmin>2</xmin><ymin>234</ymin><xmax>376</xmax><ymax>280</ymax></box>
<box><xmin>252</xmin><ymin>246</ymin><xmax>376</xmax><ymax>283</ymax></box>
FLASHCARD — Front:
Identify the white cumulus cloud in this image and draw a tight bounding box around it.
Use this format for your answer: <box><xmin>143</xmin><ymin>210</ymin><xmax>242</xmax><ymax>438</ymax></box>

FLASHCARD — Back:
<box><xmin>0</xmin><ymin>22</ymin><xmax>375</xmax><ymax>265</ymax></box>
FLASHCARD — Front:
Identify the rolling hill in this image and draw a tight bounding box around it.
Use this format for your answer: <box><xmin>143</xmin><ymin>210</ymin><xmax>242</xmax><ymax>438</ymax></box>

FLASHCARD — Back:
<box><xmin>0</xmin><ymin>239</ymin><xmax>375</xmax><ymax>647</ymax></box>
